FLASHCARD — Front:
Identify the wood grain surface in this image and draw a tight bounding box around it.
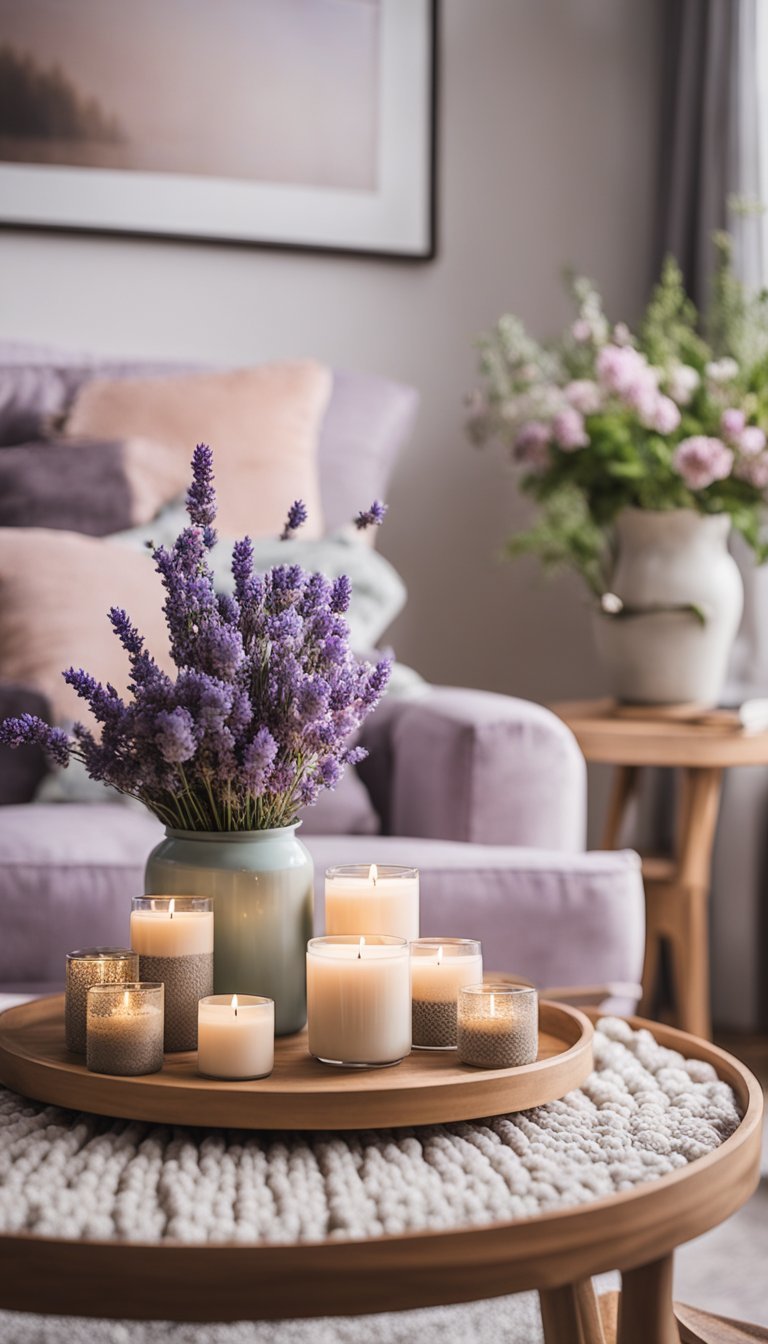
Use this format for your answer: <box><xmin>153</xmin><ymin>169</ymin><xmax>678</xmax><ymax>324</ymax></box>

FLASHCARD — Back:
<box><xmin>550</xmin><ymin>698</ymin><xmax>768</xmax><ymax>768</ymax></box>
<box><xmin>0</xmin><ymin>994</ymin><xmax>593</xmax><ymax>1130</ymax></box>
<box><xmin>0</xmin><ymin>1016</ymin><xmax>761</xmax><ymax>1324</ymax></box>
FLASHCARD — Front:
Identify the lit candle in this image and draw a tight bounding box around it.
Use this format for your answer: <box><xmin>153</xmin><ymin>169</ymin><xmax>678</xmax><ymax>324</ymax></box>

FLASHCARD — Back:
<box><xmin>86</xmin><ymin>982</ymin><xmax>164</xmax><ymax>1076</ymax></box>
<box><xmin>307</xmin><ymin>935</ymin><xmax>411</xmax><ymax>1067</ymax></box>
<box><xmin>410</xmin><ymin>938</ymin><xmax>483</xmax><ymax>1049</ymax></box>
<box><xmin>65</xmin><ymin>947</ymin><xmax>139</xmax><ymax>1055</ymax></box>
<box><xmin>457</xmin><ymin>982</ymin><xmax>538</xmax><ymax>1069</ymax></box>
<box><xmin>130</xmin><ymin>896</ymin><xmax>213</xmax><ymax>1052</ymax></box>
<box><xmin>197</xmin><ymin>994</ymin><xmax>274</xmax><ymax>1080</ymax></box>
<box><xmin>324</xmin><ymin>865</ymin><xmax>419</xmax><ymax>942</ymax></box>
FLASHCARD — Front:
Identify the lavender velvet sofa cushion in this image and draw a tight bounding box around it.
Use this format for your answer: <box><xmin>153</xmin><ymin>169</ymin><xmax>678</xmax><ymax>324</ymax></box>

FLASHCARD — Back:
<box><xmin>0</xmin><ymin>805</ymin><xmax>644</xmax><ymax>1011</ymax></box>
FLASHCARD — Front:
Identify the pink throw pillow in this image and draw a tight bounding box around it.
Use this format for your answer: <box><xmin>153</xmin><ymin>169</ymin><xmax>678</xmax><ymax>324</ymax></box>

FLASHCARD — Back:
<box><xmin>64</xmin><ymin>362</ymin><xmax>331</xmax><ymax>538</ymax></box>
<box><xmin>0</xmin><ymin>528</ymin><xmax>173</xmax><ymax>728</ymax></box>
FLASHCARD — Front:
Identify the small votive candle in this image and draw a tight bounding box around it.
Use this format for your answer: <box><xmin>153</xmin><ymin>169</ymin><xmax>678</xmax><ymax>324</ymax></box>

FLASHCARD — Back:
<box><xmin>325</xmin><ymin>865</ymin><xmax>419</xmax><ymax>943</ymax></box>
<box><xmin>197</xmin><ymin>995</ymin><xmax>274</xmax><ymax>1080</ymax></box>
<box><xmin>86</xmin><ymin>982</ymin><xmax>165</xmax><ymax>1076</ymax></box>
<box><xmin>411</xmin><ymin>939</ymin><xmax>483</xmax><ymax>1050</ymax></box>
<box><xmin>307</xmin><ymin>935</ymin><xmax>411</xmax><ymax>1068</ymax></box>
<box><xmin>130</xmin><ymin>896</ymin><xmax>213</xmax><ymax>1052</ymax></box>
<box><xmin>65</xmin><ymin>948</ymin><xmax>139</xmax><ymax>1055</ymax></box>
<box><xmin>457</xmin><ymin>982</ymin><xmax>538</xmax><ymax>1069</ymax></box>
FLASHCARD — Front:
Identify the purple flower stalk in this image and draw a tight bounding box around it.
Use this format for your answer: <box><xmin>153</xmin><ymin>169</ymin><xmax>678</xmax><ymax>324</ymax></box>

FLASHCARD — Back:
<box><xmin>354</xmin><ymin>500</ymin><xmax>388</xmax><ymax>530</ymax></box>
<box><xmin>0</xmin><ymin>445</ymin><xmax>392</xmax><ymax>831</ymax></box>
<box><xmin>280</xmin><ymin>500</ymin><xmax>308</xmax><ymax>541</ymax></box>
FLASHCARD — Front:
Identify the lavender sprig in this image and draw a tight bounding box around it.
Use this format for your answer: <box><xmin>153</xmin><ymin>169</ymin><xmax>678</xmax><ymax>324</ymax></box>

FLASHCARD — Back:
<box><xmin>0</xmin><ymin>447</ymin><xmax>392</xmax><ymax>831</ymax></box>
<box><xmin>280</xmin><ymin>500</ymin><xmax>308</xmax><ymax>541</ymax></box>
<box><xmin>354</xmin><ymin>500</ymin><xmax>388</xmax><ymax>530</ymax></box>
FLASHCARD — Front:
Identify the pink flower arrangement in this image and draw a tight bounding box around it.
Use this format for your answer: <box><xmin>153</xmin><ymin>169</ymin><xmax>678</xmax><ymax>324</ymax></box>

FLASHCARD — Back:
<box><xmin>467</xmin><ymin>241</ymin><xmax>768</xmax><ymax>588</ymax></box>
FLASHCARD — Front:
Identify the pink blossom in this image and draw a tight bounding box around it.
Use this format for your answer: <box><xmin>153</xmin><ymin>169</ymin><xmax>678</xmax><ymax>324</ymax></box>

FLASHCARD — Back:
<box><xmin>735</xmin><ymin>454</ymin><xmax>768</xmax><ymax>489</ymax></box>
<box><xmin>666</xmin><ymin>364</ymin><xmax>700</xmax><ymax>406</ymax></box>
<box><xmin>649</xmin><ymin>395</ymin><xmax>681</xmax><ymax>435</ymax></box>
<box><xmin>571</xmin><ymin>318</ymin><xmax>593</xmax><ymax>344</ymax></box>
<box><xmin>596</xmin><ymin>344</ymin><xmax>650</xmax><ymax>399</ymax></box>
<box><xmin>564</xmin><ymin>379</ymin><xmax>601</xmax><ymax>415</ymax></box>
<box><xmin>738</xmin><ymin>425</ymin><xmax>767</xmax><ymax>456</ymax></box>
<box><xmin>552</xmin><ymin>407</ymin><xmax>589</xmax><ymax>451</ymax></box>
<box><xmin>673</xmin><ymin>436</ymin><xmax>734</xmax><ymax>490</ymax></box>
<box><xmin>720</xmin><ymin>408</ymin><xmax>746</xmax><ymax>440</ymax></box>
<box><xmin>514</xmin><ymin>420</ymin><xmax>551</xmax><ymax>471</ymax></box>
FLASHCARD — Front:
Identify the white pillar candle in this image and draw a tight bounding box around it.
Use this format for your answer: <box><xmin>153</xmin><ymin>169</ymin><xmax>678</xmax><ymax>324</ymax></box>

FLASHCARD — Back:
<box><xmin>324</xmin><ymin>865</ymin><xmax>419</xmax><ymax>942</ymax></box>
<box><xmin>410</xmin><ymin>938</ymin><xmax>483</xmax><ymax>1050</ymax></box>
<box><xmin>307</xmin><ymin>935</ymin><xmax>411</xmax><ymax>1067</ymax></box>
<box><xmin>130</xmin><ymin>897</ymin><xmax>213</xmax><ymax>956</ymax></box>
<box><xmin>197</xmin><ymin>995</ymin><xmax>274</xmax><ymax>1080</ymax></box>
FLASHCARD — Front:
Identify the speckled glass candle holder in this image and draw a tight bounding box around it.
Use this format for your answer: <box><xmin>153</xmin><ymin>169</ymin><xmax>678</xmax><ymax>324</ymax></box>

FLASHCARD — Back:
<box><xmin>411</xmin><ymin>939</ymin><xmax>483</xmax><ymax>1050</ymax></box>
<box><xmin>130</xmin><ymin>896</ymin><xmax>213</xmax><ymax>1052</ymax></box>
<box><xmin>86</xmin><ymin>982</ymin><xmax>164</xmax><ymax>1076</ymax></box>
<box><xmin>65</xmin><ymin>948</ymin><xmax>139</xmax><ymax>1055</ymax></box>
<box><xmin>457</xmin><ymin>982</ymin><xmax>538</xmax><ymax>1069</ymax></box>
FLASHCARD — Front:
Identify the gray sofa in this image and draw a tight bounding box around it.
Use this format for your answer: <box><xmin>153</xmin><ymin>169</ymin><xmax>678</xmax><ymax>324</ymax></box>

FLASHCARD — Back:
<box><xmin>0</xmin><ymin>344</ymin><xmax>645</xmax><ymax>1005</ymax></box>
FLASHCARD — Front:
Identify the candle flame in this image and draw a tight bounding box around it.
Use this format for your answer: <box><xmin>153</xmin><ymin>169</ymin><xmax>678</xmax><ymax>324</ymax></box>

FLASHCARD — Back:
<box><xmin>169</xmin><ymin>898</ymin><xmax>175</xmax><ymax>920</ymax></box>
<box><xmin>232</xmin><ymin>994</ymin><xmax>238</xmax><ymax>1017</ymax></box>
<box><xmin>369</xmin><ymin>864</ymin><xmax>378</xmax><ymax>886</ymax></box>
<box><xmin>358</xmin><ymin>936</ymin><xmax>365</xmax><ymax>959</ymax></box>
<box><xmin>123</xmin><ymin>989</ymin><xmax>130</xmax><ymax>1010</ymax></box>
<box><xmin>437</xmin><ymin>945</ymin><xmax>443</xmax><ymax>965</ymax></box>
<box><xmin>489</xmin><ymin>993</ymin><xmax>497</xmax><ymax>1018</ymax></box>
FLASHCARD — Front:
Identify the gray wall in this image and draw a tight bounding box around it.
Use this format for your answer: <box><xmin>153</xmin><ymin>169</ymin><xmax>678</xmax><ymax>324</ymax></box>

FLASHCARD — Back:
<box><xmin>0</xmin><ymin>0</ymin><xmax>662</xmax><ymax>707</ymax></box>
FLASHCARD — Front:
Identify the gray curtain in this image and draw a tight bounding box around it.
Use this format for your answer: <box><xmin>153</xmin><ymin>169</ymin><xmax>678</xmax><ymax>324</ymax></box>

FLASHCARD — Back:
<box><xmin>655</xmin><ymin>0</ymin><xmax>736</xmax><ymax>307</ymax></box>
<box><xmin>653</xmin><ymin>0</ymin><xmax>767</xmax><ymax>1031</ymax></box>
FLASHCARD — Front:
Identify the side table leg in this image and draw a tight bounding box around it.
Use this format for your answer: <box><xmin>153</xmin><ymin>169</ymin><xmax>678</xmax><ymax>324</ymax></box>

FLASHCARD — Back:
<box><xmin>602</xmin><ymin>765</ymin><xmax>640</xmax><ymax>850</ymax></box>
<box><xmin>670</xmin><ymin>767</ymin><xmax>722</xmax><ymax>1039</ymax></box>
<box><xmin>540</xmin><ymin>1285</ymin><xmax>586</xmax><ymax>1343</ymax></box>
<box><xmin>618</xmin><ymin>1254</ymin><xmax>679</xmax><ymax>1344</ymax></box>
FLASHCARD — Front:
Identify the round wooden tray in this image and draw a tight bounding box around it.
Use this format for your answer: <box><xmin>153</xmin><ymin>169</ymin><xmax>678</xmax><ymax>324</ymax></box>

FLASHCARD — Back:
<box><xmin>0</xmin><ymin>993</ymin><xmax>593</xmax><ymax>1130</ymax></box>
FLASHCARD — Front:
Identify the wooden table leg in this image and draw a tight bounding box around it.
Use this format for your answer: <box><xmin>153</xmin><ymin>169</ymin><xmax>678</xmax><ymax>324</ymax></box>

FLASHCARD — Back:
<box><xmin>602</xmin><ymin>765</ymin><xmax>640</xmax><ymax>849</ymax></box>
<box><xmin>618</xmin><ymin>1254</ymin><xmax>679</xmax><ymax>1344</ymax></box>
<box><xmin>540</xmin><ymin>1280</ymin><xmax>607</xmax><ymax>1343</ymax></box>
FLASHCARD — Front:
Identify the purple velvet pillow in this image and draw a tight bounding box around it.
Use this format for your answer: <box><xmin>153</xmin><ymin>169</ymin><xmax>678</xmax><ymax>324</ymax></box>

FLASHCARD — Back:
<box><xmin>0</xmin><ymin>437</ymin><xmax>186</xmax><ymax>536</ymax></box>
<box><xmin>0</xmin><ymin>684</ymin><xmax>50</xmax><ymax>804</ymax></box>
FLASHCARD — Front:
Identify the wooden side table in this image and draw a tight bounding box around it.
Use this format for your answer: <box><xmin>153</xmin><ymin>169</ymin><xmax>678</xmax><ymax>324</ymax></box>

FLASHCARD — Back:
<box><xmin>552</xmin><ymin>698</ymin><xmax>768</xmax><ymax>1039</ymax></box>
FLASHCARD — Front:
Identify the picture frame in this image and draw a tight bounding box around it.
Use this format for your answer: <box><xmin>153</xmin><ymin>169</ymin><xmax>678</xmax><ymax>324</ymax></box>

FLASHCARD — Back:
<box><xmin>0</xmin><ymin>0</ymin><xmax>437</xmax><ymax>260</ymax></box>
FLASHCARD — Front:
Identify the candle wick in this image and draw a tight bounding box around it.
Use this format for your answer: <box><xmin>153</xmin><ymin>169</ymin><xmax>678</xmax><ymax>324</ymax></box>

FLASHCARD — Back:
<box><xmin>234</xmin><ymin>1005</ymin><xmax>238</xmax><ymax>1017</ymax></box>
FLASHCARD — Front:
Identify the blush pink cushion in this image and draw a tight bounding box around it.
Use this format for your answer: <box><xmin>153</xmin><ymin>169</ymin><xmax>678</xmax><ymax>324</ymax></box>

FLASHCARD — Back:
<box><xmin>64</xmin><ymin>362</ymin><xmax>331</xmax><ymax>538</ymax></box>
<box><xmin>0</xmin><ymin>529</ymin><xmax>172</xmax><ymax>727</ymax></box>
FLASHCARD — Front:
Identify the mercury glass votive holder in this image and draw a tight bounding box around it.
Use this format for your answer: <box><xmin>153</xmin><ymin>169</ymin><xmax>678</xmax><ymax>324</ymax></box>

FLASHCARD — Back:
<box><xmin>86</xmin><ymin>982</ymin><xmax>165</xmax><ymax>1076</ymax></box>
<box><xmin>65</xmin><ymin>947</ymin><xmax>139</xmax><ymax>1055</ymax></box>
<box><xmin>457</xmin><ymin>982</ymin><xmax>539</xmax><ymax>1069</ymax></box>
<box><xmin>410</xmin><ymin>938</ymin><xmax>483</xmax><ymax>1050</ymax></box>
<box><xmin>130</xmin><ymin>896</ymin><xmax>214</xmax><ymax>1052</ymax></box>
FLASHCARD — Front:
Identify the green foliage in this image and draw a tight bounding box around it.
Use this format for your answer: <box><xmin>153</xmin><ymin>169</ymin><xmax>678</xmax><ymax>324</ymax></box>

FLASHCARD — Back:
<box><xmin>639</xmin><ymin>257</ymin><xmax>709</xmax><ymax>370</ymax></box>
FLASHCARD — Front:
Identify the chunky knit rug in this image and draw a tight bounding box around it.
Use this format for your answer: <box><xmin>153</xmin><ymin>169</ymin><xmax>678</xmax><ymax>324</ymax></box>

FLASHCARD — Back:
<box><xmin>0</xmin><ymin>1018</ymin><xmax>743</xmax><ymax>1342</ymax></box>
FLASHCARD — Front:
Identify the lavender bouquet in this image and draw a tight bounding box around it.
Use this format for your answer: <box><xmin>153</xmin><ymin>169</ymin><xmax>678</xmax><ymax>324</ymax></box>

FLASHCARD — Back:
<box><xmin>0</xmin><ymin>446</ymin><xmax>391</xmax><ymax>832</ymax></box>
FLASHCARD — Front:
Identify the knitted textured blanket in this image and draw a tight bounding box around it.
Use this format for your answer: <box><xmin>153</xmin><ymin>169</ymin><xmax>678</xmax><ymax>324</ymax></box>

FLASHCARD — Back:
<box><xmin>0</xmin><ymin>1017</ymin><xmax>740</xmax><ymax>1246</ymax></box>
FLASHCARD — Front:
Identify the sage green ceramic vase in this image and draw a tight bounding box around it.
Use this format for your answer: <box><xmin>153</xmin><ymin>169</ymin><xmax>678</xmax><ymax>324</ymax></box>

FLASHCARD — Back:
<box><xmin>144</xmin><ymin>825</ymin><xmax>314</xmax><ymax>1036</ymax></box>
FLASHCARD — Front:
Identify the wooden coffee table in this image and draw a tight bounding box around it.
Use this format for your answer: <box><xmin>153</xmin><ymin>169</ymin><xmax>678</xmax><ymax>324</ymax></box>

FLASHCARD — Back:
<box><xmin>551</xmin><ymin>698</ymin><xmax>768</xmax><ymax>1039</ymax></box>
<box><xmin>0</xmin><ymin>1015</ymin><xmax>761</xmax><ymax>1344</ymax></box>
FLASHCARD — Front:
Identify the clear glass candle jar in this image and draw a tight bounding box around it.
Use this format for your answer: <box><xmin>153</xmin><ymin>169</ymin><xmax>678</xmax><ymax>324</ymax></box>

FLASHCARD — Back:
<box><xmin>457</xmin><ymin>982</ymin><xmax>538</xmax><ymax>1069</ymax></box>
<box><xmin>307</xmin><ymin>935</ymin><xmax>411</xmax><ymax>1067</ymax></box>
<box><xmin>86</xmin><ymin>982</ymin><xmax>165</xmax><ymax>1076</ymax></box>
<box><xmin>65</xmin><ymin>948</ymin><xmax>139</xmax><ymax>1055</ymax></box>
<box><xmin>410</xmin><ymin>938</ymin><xmax>483</xmax><ymax>1049</ymax></box>
<box><xmin>130</xmin><ymin>896</ymin><xmax>213</xmax><ymax>1052</ymax></box>
<box><xmin>324</xmin><ymin>865</ymin><xmax>419</xmax><ymax>943</ymax></box>
<box><xmin>197</xmin><ymin>994</ymin><xmax>274</xmax><ymax>1080</ymax></box>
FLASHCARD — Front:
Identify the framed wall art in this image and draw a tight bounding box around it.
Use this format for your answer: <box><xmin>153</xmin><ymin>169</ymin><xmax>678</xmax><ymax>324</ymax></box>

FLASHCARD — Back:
<box><xmin>0</xmin><ymin>0</ymin><xmax>436</xmax><ymax>258</ymax></box>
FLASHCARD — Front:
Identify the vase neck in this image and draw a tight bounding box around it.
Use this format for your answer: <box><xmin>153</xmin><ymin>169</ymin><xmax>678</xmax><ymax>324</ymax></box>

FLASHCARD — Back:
<box><xmin>164</xmin><ymin>824</ymin><xmax>302</xmax><ymax>843</ymax></box>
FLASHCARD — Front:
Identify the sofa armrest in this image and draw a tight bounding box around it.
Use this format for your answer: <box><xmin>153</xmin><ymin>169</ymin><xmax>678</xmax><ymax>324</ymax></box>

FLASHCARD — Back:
<box><xmin>357</xmin><ymin>686</ymin><xmax>586</xmax><ymax>850</ymax></box>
